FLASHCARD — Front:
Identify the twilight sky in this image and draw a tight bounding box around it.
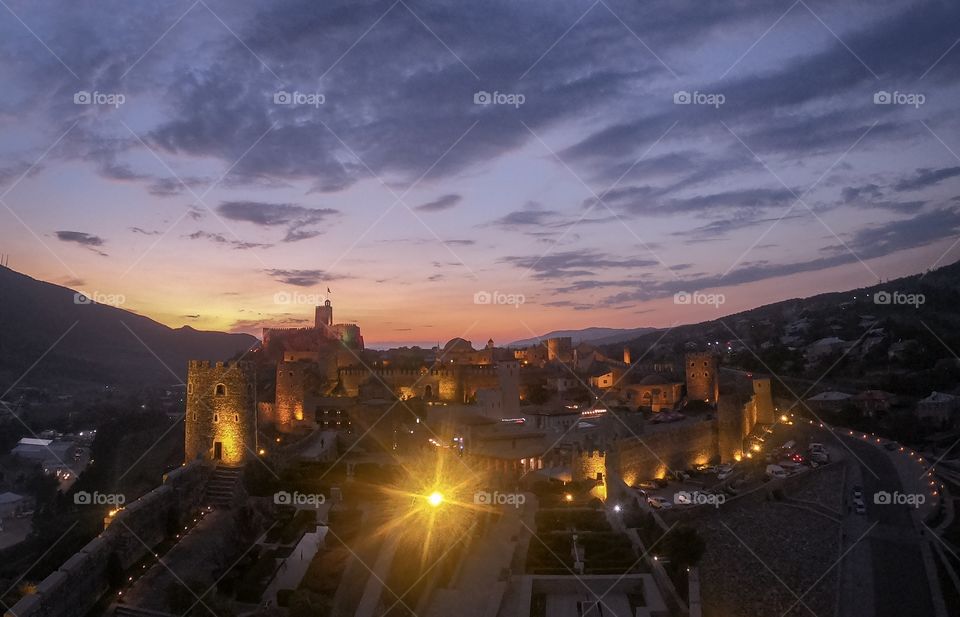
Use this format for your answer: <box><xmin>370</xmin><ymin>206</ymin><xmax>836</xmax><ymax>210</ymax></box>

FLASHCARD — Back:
<box><xmin>1</xmin><ymin>0</ymin><xmax>959</xmax><ymax>347</ymax></box>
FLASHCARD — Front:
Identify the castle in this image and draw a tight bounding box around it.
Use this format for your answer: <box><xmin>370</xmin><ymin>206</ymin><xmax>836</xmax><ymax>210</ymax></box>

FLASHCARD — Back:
<box><xmin>184</xmin><ymin>301</ymin><xmax>524</xmax><ymax>464</ymax></box>
<box><xmin>184</xmin><ymin>299</ymin><xmax>772</xmax><ymax>493</ymax></box>
<box><xmin>261</xmin><ymin>298</ymin><xmax>364</xmax><ymax>358</ymax></box>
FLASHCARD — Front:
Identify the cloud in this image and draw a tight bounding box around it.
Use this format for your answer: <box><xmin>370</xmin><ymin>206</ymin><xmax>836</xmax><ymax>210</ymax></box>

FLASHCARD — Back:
<box><xmin>841</xmin><ymin>184</ymin><xmax>883</xmax><ymax>202</ymax></box>
<box><xmin>415</xmin><ymin>194</ymin><xmax>462</xmax><ymax>212</ymax></box>
<box><xmin>265</xmin><ymin>268</ymin><xmax>351</xmax><ymax>287</ymax></box>
<box><xmin>147</xmin><ymin>176</ymin><xmax>209</xmax><ymax>197</ymax></box>
<box><xmin>501</xmin><ymin>250</ymin><xmax>659</xmax><ymax>279</ymax></box>
<box><xmin>56</xmin><ymin>231</ymin><xmax>104</xmax><ymax>246</ymax></box>
<box><xmin>841</xmin><ymin>183</ymin><xmax>926</xmax><ymax>212</ymax></box>
<box><xmin>55</xmin><ymin>230</ymin><xmax>108</xmax><ymax>256</ymax></box>
<box><xmin>130</xmin><ymin>227</ymin><xmax>161</xmax><ymax>235</ymax></box>
<box><xmin>184</xmin><ymin>231</ymin><xmax>272</xmax><ymax>250</ymax></box>
<box><xmin>216</xmin><ymin>201</ymin><xmax>338</xmax><ymax>242</ymax></box>
<box><xmin>594</xmin><ymin>207</ymin><xmax>960</xmax><ymax>305</ymax></box>
<box><xmin>893</xmin><ymin>167</ymin><xmax>960</xmax><ymax>192</ymax></box>
<box><xmin>489</xmin><ymin>205</ymin><xmax>564</xmax><ymax>229</ymax></box>
<box><xmin>679</xmin><ymin>211</ymin><xmax>809</xmax><ymax>242</ymax></box>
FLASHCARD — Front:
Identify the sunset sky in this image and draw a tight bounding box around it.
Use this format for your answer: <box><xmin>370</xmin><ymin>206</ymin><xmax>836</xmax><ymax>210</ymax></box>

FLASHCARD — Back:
<box><xmin>1</xmin><ymin>0</ymin><xmax>959</xmax><ymax>347</ymax></box>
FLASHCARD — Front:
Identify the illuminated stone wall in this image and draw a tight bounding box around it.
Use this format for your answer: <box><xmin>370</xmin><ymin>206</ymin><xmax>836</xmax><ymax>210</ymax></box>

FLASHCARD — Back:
<box><xmin>337</xmin><ymin>363</ymin><xmax>514</xmax><ymax>404</ymax></box>
<box><xmin>753</xmin><ymin>377</ymin><xmax>775</xmax><ymax>424</ymax></box>
<box><xmin>185</xmin><ymin>361</ymin><xmax>257</xmax><ymax>466</ymax></box>
<box><xmin>617</xmin><ymin>421</ymin><xmax>718</xmax><ymax>486</ymax></box>
<box><xmin>572</xmin><ymin>448</ymin><xmax>608</xmax><ymax>500</ymax></box>
<box><xmin>274</xmin><ymin>360</ymin><xmax>308</xmax><ymax>432</ymax></box>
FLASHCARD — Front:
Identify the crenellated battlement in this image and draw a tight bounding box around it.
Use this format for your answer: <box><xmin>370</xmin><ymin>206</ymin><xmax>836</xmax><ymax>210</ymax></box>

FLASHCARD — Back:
<box><xmin>188</xmin><ymin>360</ymin><xmax>254</xmax><ymax>371</ymax></box>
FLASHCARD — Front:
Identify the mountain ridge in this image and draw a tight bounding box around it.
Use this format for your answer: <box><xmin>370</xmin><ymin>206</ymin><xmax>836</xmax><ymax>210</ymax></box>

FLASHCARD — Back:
<box><xmin>0</xmin><ymin>266</ymin><xmax>257</xmax><ymax>390</ymax></box>
<box><xmin>508</xmin><ymin>326</ymin><xmax>658</xmax><ymax>348</ymax></box>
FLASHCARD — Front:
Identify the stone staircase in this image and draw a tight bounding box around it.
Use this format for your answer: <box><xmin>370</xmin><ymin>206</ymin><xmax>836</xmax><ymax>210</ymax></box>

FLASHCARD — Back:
<box><xmin>203</xmin><ymin>465</ymin><xmax>243</xmax><ymax>508</ymax></box>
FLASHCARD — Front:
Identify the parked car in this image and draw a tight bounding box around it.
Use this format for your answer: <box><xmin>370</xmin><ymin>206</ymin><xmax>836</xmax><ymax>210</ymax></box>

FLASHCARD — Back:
<box><xmin>648</xmin><ymin>496</ymin><xmax>673</xmax><ymax>509</ymax></box>
<box><xmin>780</xmin><ymin>460</ymin><xmax>802</xmax><ymax>474</ymax></box>
<box><xmin>766</xmin><ymin>464</ymin><xmax>788</xmax><ymax>479</ymax></box>
<box><xmin>853</xmin><ymin>485</ymin><xmax>863</xmax><ymax>499</ymax></box>
<box><xmin>718</xmin><ymin>468</ymin><xmax>734</xmax><ymax>480</ymax></box>
<box><xmin>855</xmin><ymin>502</ymin><xmax>867</xmax><ymax>515</ymax></box>
<box><xmin>653</xmin><ymin>478</ymin><xmax>670</xmax><ymax>488</ymax></box>
<box><xmin>636</xmin><ymin>480</ymin><xmax>658</xmax><ymax>490</ymax></box>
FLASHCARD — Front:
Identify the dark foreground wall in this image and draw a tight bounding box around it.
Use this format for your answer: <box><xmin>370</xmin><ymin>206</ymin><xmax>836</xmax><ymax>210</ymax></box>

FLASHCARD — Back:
<box><xmin>5</xmin><ymin>463</ymin><xmax>209</xmax><ymax>617</ymax></box>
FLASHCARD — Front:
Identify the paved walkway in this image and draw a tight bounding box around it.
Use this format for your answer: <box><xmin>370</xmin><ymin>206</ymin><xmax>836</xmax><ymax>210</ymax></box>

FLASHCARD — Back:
<box><xmin>422</xmin><ymin>494</ymin><xmax>536</xmax><ymax>617</ymax></box>
<box><xmin>262</xmin><ymin>527</ymin><xmax>327</xmax><ymax>604</ymax></box>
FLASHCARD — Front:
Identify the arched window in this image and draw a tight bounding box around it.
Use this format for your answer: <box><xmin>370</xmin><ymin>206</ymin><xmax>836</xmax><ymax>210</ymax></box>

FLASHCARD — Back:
<box><xmin>215</xmin><ymin>384</ymin><xmax>226</xmax><ymax>396</ymax></box>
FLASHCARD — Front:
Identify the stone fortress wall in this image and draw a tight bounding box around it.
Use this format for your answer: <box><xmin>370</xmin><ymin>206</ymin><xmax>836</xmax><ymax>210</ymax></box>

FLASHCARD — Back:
<box><xmin>5</xmin><ymin>463</ymin><xmax>210</xmax><ymax>617</ymax></box>
<box><xmin>336</xmin><ymin>362</ymin><xmax>518</xmax><ymax>403</ymax></box>
<box><xmin>615</xmin><ymin>360</ymin><xmax>765</xmax><ymax>485</ymax></box>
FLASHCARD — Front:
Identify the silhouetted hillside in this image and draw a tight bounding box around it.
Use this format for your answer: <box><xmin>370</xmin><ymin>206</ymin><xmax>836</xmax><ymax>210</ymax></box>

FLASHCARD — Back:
<box><xmin>0</xmin><ymin>266</ymin><xmax>257</xmax><ymax>390</ymax></box>
<box><xmin>509</xmin><ymin>326</ymin><xmax>658</xmax><ymax>348</ymax></box>
<box><xmin>613</xmin><ymin>259</ymin><xmax>960</xmax><ymax>395</ymax></box>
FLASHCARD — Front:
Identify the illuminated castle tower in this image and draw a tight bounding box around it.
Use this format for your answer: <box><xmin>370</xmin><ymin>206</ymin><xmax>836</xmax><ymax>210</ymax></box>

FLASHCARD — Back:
<box><xmin>685</xmin><ymin>352</ymin><xmax>719</xmax><ymax>405</ymax></box>
<box><xmin>315</xmin><ymin>299</ymin><xmax>333</xmax><ymax>328</ymax></box>
<box><xmin>185</xmin><ymin>361</ymin><xmax>257</xmax><ymax>466</ymax></box>
<box><xmin>753</xmin><ymin>377</ymin><xmax>775</xmax><ymax>424</ymax></box>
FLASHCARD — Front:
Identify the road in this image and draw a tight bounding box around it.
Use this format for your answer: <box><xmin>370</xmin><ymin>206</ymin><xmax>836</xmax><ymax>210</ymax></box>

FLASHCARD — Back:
<box><xmin>839</xmin><ymin>433</ymin><xmax>936</xmax><ymax>617</ymax></box>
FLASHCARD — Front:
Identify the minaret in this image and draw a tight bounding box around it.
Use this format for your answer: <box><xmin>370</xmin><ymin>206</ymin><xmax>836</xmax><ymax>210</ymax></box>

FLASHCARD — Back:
<box><xmin>315</xmin><ymin>299</ymin><xmax>333</xmax><ymax>328</ymax></box>
<box><xmin>623</xmin><ymin>346</ymin><xmax>631</xmax><ymax>364</ymax></box>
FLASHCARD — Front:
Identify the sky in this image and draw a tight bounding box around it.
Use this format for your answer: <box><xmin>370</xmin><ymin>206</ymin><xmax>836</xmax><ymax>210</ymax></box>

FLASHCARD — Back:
<box><xmin>1</xmin><ymin>0</ymin><xmax>959</xmax><ymax>347</ymax></box>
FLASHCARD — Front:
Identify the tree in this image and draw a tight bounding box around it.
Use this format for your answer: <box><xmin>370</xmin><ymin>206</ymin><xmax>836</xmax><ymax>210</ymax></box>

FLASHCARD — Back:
<box><xmin>289</xmin><ymin>589</ymin><xmax>332</xmax><ymax>617</ymax></box>
<box><xmin>661</xmin><ymin>526</ymin><xmax>705</xmax><ymax>569</ymax></box>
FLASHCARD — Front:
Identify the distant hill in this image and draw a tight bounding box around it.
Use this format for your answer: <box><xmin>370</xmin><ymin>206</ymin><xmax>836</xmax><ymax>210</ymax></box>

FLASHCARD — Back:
<box><xmin>0</xmin><ymin>267</ymin><xmax>257</xmax><ymax>390</ymax></box>
<box><xmin>508</xmin><ymin>326</ymin><xmax>658</xmax><ymax>348</ymax></box>
<box><xmin>606</xmin><ymin>259</ymin><xmax>960</xmax><ymax>393</ymax></box>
